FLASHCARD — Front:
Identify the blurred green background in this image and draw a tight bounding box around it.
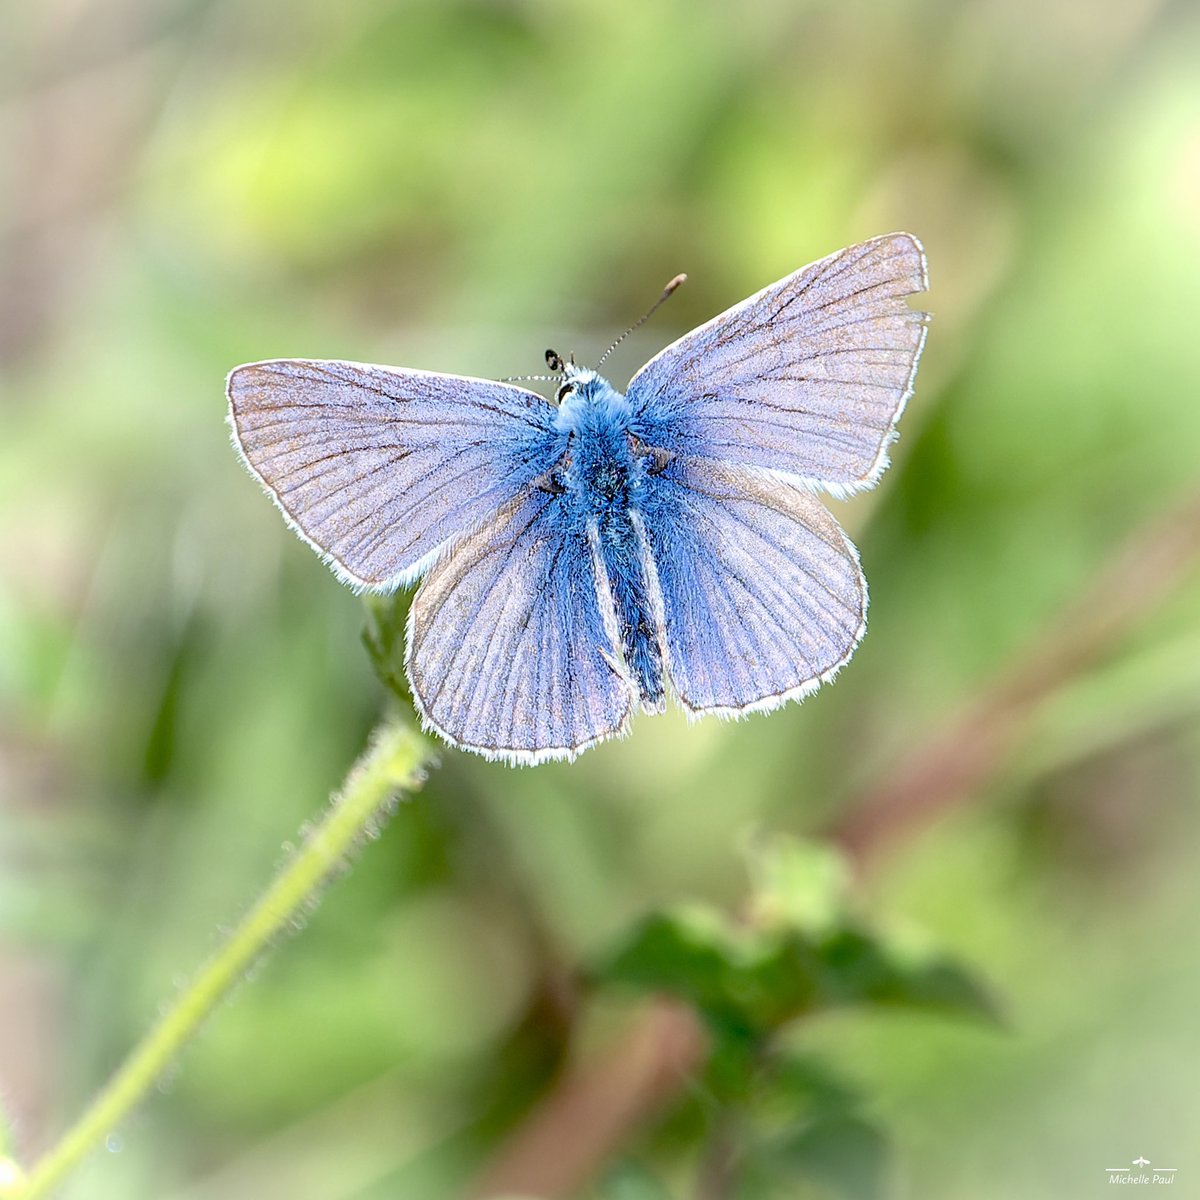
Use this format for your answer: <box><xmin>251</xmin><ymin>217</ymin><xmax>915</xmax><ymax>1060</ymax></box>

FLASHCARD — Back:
<box><xmin>3</xmin><ymin>1</ymin><xmax>1200</xmax><ymax>1197</ymax></box>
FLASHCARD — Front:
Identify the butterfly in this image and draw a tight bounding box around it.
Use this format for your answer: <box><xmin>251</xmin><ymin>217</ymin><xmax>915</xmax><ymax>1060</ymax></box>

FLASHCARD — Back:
<box><xmin>228</xmin><ymin>232</ymin><xmax>929</xmax><ymax>765</ymax></box>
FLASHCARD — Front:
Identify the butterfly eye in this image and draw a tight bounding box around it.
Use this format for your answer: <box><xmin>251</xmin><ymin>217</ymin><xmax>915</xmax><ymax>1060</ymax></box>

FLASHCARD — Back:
<box><xmin>555</xmin><ymin>382</ymin><xmax>575</xmax><ymax>404</ymax></box>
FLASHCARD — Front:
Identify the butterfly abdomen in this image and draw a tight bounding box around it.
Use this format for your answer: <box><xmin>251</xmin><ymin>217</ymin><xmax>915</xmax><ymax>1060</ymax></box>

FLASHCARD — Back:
<box><xmin>595</xmin><ymin>507</ymin><xmax>665</xmax><ymax>712</ymax></box>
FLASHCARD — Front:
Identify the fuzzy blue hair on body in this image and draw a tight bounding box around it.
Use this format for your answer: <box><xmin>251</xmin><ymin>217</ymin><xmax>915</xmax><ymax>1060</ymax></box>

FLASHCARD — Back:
<box><xmin>552</xmin><ymin>369</ymin><xmax>668</xmax><ymax>712</ymax></box>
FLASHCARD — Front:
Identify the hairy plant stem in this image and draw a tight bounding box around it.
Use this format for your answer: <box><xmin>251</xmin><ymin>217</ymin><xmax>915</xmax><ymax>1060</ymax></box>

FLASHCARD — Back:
<box><xmin>8</xmin><ymin>720</ymin><xmax>434</xmax><ymax>1200</ymax></box>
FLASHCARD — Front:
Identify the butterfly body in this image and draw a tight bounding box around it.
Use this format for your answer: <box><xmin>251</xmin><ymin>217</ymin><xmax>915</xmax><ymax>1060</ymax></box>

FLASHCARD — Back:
<box><xmin>228</xmin><ymin>233</ymin><xmax>929</xmax><ymax>764</ymax></box>
<box><xmin>552</xmin><ymin>368</ymin><xmax>669</xmax><ymax>711</ymax></box>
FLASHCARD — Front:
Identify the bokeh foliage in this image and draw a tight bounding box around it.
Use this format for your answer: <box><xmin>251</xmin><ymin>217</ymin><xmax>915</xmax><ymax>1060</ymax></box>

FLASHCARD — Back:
<box><xmin>2</xmin><ymin>0</ymin><xmax>1200</xmax><ymax>1197</ymax></box>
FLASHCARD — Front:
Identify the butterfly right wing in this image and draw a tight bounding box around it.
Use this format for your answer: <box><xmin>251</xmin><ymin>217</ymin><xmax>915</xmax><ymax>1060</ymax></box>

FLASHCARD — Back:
<box><xmin>227</xmin><ymin>359</ymin><xmax>560</xmax><ymax>591</ymax></box>
<box><xmin>407</xmin><ymin>490</ymin><xmax>636</xmax><ymax>764</ymax></box>
<box><xmin>626</xmin><ymin>233</ymin><xmax>928</xmax><ymax>495</ymax></box>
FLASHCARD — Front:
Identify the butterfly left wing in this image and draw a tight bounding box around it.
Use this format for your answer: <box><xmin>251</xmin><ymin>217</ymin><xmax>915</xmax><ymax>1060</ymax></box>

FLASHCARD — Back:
<box><xmin>228</xmin><ymin>359</ymin><xmax>558</xmax><ymax>591</ymax></box>
<box><xmin>627</xmin><ymin>233</ymin><xmax>928</xmax><ymax>495</ymax></box>
<box><xmin>639</xmin><ymin>457</ymin><xmax>866</xmax><ymax>715</ymax></box>
<box><xmin>407</xmin><ymin>489</ymin><xmax>636</xmax><ymax>764</ymax></box>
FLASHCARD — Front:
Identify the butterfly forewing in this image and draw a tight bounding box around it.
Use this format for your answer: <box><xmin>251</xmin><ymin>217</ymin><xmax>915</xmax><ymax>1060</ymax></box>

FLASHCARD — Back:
<box><xmin>407</xmin><ymin>489</ymin><xmax>636</xmax><ymax>764</ymax></box>
<box><xmin>640</xmin><ymin>457</ymin><xmax>866</xmax><ymax>714</ymax></box>
<box><xmin>627</xmin><ymin>233</ymin><xmax>928</xmax><ymax>494</ymax></box>
<box><xmin>227</xmin><ymin>359</ymin><xmax>558</xmax><ymax>590</ymax></box>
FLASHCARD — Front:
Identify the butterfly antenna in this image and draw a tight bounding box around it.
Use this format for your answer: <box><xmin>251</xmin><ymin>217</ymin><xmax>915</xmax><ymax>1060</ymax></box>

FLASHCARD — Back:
<box><xmin>595</xmin><ymin>273</ymin><xmax>687</xmax><ymax>369</ymax></box>
<box><xmin>499</xmin><ymin>373</ymin><xmax>556</xmax><ymax>383</ymax></box>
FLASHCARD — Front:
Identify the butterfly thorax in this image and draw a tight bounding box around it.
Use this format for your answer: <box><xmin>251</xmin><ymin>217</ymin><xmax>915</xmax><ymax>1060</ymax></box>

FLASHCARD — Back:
<box><xmin>554</xmin><ymin>373</ymin><xmax>642</xmax><ymax>504</ymax></box>
<box><xmin>551</xmin><ymin>371</ymin><xmax>666</xmax><ymax>712</ymax></box>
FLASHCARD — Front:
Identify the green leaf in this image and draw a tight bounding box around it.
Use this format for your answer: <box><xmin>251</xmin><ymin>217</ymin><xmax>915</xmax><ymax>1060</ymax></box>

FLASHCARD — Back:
<box><xmin>787</xmin><ymin>924</ymin><xmax>1002</xmax><ymax>1023</ymax></box>
<box><xmin>598</xmin><ymin>905</ymin><xmax>789</xmax><ymax>1035</ymax></box>
<box><xmin>763</xmin><ymin>1115</ymin><xmax>891</xmax><ymax>1200</ymax></box>
<box><xmin>598</xmin><ymin>889</ymin><xmax>999</xmax><ymax>1037</ymax></box>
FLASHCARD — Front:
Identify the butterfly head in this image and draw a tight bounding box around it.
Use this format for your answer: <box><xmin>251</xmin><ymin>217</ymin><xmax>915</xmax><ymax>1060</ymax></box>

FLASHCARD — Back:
<box><xmin>546</xmin><ymin>349</ymin><xmax>604</xmax><ymax>406</ymax></box>
<box><xmin>543</xmin><ymin>272</ymin><xmax>687</xmax><ymax>408</ymax></box>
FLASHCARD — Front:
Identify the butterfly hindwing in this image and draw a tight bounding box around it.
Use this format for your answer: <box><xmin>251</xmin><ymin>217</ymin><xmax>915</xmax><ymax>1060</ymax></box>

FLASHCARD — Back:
<box><xmin>641</xmin><ymin>456</ymin><xmax>866</xmax><ymax>715</ymax></box>
<box><xmin>627</xmin><ymin>233</ymin><xmax>928</xmax><ymax>494</ymax></box>
<box><xmin>406</xmin><ymin>489</ymin><xmax>636</xmax><ymax>764</ymax></box>
<box><xmin>227</xmin><ymin>359</ymin><xmax>559</xmax><ymax>591</ymax></box>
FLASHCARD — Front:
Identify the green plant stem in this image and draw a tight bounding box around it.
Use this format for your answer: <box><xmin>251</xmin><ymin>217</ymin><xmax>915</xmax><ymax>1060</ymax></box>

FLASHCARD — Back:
<box><xmin>12</xmin><ymin>720</ymin><xmax>434</xmax><ymax>1200</ymax></box>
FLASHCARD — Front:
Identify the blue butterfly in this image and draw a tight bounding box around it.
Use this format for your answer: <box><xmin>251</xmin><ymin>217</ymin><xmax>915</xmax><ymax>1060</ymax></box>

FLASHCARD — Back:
<box><xmin>228</xmin><ymin>233</ymin><xmax>928</xmax><ymax>764</ymax></box>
